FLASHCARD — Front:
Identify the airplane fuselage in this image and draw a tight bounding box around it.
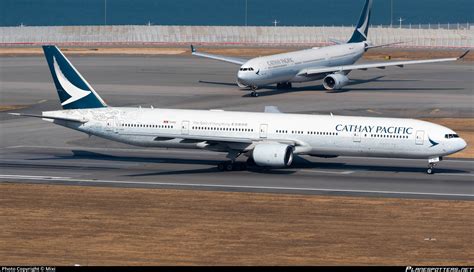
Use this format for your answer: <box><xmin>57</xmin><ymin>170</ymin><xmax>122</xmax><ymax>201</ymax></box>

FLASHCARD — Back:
<box><xmin>43</xmin><ymin>107</ymin><xmax>466</xmax><ymax>160</ymax></box>
<box><xmin>237</xmin><ymin>43</ymin><xmax>365</xmax><ymax>87</ymax></box>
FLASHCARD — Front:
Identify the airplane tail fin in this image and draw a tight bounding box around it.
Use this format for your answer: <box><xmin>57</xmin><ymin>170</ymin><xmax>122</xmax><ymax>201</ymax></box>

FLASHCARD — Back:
<box><xmin>42</xmin><ymin>45</ymin><xmax>107</xmax><ymax>109</ymax></box>
<box><xmin>347</xmin><ymin>0</ymin><xmax>373</xmax><ymax>43</ymax></box>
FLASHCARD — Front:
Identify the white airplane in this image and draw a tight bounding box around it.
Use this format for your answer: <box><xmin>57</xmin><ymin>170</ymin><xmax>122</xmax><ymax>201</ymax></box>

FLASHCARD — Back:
<box><xmin>11</xmin><ymin>45</ymin><xmax>467</xmax><ymax>174</ymax></box>
<box><xmin>191</xmin><ymin>0</ymin><xmax>469</xmax><ymax>97</ymax></box>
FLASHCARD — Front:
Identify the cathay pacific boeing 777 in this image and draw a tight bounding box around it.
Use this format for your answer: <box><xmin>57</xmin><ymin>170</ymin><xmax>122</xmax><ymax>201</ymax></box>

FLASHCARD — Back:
<box><xmin>11</xmin><ymin>45</ymin><xmax>467</xmax><ymax>174</ymax></box>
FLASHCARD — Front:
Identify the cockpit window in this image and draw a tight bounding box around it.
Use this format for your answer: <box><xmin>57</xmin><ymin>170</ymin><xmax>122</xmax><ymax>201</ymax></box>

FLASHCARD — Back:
<box><xmin>445</xmin><ymin>134</ymin><xmax>459</xmax><ymax>139</ymax></box>
<box><xmin>239</xmin><ymin>67</ymin><xmax>254</xmax><ymax>71</ymax></box>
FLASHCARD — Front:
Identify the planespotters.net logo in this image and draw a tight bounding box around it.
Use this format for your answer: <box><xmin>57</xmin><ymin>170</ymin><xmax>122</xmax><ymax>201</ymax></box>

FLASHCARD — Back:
<box><xmin>406</xmin><ymin>267</ymin><xmax>474</xmax><ymax>272</ymax></box>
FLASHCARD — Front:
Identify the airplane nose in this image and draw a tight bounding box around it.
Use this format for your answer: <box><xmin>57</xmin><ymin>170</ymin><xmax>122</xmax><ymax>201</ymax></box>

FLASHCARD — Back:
<box><xmin>237</xmin><ymin>71</ymin><xmax>248</xmax><ymax>84</ymax></box>
<box><xmin>460</xmin><ymin>138</ymin><xmax>467</xmax><ymax>151</ymax></box>
<box><xmin>451</xmin><ymin>138</ymin><xmax>468</xmax><ymax>153</ymax></box>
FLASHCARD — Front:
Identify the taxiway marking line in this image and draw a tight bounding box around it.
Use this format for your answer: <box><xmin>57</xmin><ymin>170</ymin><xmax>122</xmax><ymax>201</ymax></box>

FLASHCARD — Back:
<box><xmin>0</xmin><ymin>174</ymin><xmax>473</xmax><ymax>198</ymax></box>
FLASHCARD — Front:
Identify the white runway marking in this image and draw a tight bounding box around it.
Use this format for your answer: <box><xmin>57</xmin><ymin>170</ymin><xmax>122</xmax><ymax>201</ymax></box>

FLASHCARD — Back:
<box><xmin>0</xmin><ymin>174</ymin><xmax>70</xmax><ymax>180</ymax></box>
<box><xmin>0</xmin><ymin>174</ymin><xmax>472</xmax><ymax>198</ymax></box>
<box><xmin>298</xmin><ymin>169</ymin><xmax>354</xmax><ymax>175</ymax></box>
<box><xmin>437</xmin><ymin>173</ymin><xmax>474</xmax><ymax>177</ymax></box>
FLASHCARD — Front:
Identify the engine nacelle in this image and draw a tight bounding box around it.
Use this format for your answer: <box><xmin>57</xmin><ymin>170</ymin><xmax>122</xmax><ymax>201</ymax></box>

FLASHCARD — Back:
<box><xmin>323</xmin><ymin>73</ymin><xmax>349</xmax><ymax>90</ymax></box>
<box><xmin>252</xmin><ymin>143</ymin><xmax>294</xmax><ymax>168</ymax></box>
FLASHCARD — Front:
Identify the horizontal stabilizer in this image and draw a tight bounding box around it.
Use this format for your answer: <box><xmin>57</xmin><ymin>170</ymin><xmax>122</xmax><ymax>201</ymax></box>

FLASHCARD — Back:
<box><xmin>329</xmin><ymin>38</ymin><xmax>345</xmax><ymax>45</ymax></box>
<box><xmin>8</xmin><ymin>113</ymin><xmax>87</xmax><ymax>123</ymax></box>
<box><xmin>365</xmin><ymin>41</ymin><xmax>405</xmax><ymax>49</ymax></box>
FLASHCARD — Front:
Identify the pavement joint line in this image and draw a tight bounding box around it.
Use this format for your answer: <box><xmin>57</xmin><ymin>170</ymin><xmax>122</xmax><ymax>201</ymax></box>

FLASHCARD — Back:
<box><xmin>0</xmin><ymin>174</ymin><xmax>473</xmax><ymax>198</ymax></box>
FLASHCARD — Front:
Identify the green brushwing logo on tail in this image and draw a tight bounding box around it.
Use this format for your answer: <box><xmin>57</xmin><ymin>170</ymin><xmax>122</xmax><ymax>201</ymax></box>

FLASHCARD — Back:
<box><xmin>43</xmin><ymin>45</ymin><xmax>107</xmax><ymax>109</ymax></box>
<box><xmin>348</xmin><ymin>0</ymin><xmax>372</xmax><ymax>43</ymax></box>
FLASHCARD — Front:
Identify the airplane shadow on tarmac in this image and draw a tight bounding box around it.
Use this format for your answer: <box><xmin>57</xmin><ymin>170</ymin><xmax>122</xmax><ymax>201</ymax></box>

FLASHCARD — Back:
<box><xmin>197</xmin><ymin>76</ymin><xmax>462</xmax><ymax>97</ymax></box>
<box><xmin>29</xmin><ymin>150</ymin><xmax>468</xmax><ymax>176</ymax></box>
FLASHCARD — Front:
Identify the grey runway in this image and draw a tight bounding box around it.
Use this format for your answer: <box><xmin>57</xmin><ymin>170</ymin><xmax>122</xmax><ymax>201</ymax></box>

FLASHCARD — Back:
<box><xmin>0</xmin><ymin>145</ymin><xmax>473</xmax><ymax>200</ymax></box>
<box><xmin>0</xmin><ymin>55</ymin><xmax>473</xmax><ymax>200</ymax></box>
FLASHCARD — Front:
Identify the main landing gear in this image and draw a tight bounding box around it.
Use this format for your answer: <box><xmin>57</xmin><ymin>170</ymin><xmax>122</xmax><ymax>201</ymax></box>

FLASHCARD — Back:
<box><xmin>217</xmin><ymin>150</ymin><xmax>249</xmax><ymax>171</ymax></box>
<box><xmin>276</xmin><ymin>82</ymin><xmax>292</xmax><ymax>89</ymax></box>
<box><xmin>426</xmin><ymin>157</ymin><xmax>442</xmax><ymax>174</ymax></box>
<box><xmin>217</xmin><ymin>161</ymin><xmax>248</xmax><ymax>171</ymax></box>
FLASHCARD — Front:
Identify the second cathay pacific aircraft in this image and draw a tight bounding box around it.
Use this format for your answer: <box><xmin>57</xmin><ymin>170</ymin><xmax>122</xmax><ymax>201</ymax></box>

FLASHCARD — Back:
<box><xmin>10</xmin><ymin>45</ymin><xmax>467</xmax><ymax>174</ymax></box>
<box><xmin>191</xmin><ymin>0</ymin><xmax>469</xmax><ymax>96</ymax></box>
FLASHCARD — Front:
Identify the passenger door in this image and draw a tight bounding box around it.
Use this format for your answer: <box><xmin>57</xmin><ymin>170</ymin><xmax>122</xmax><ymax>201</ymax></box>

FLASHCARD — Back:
<box><xmin>181</xmin><ymin>121</ymin><xmax>189</xmax><ymax>135</ymax></box>
<box><xmin>115</xmin><ymin>117</ymin><xmax>123</xmax><ymax>133</ymax></box>
<box><xmin>415</xmin><ymin>130</ymin><xmax>424</xmax><ymax>145</ymax></box>
<box><xmin>259</xmin><ymin>124</ymin><xmax>268</xmax><ymax>139</ymax></box>
<box><xmin>106</xmin><ymin>118</ymin><xmax>114</xmax><ymax>133</ymax></box>
<box><xmin>352</xmin><ymin>132</ymin><xmax>361</xmax><ymax>143</ymax></box>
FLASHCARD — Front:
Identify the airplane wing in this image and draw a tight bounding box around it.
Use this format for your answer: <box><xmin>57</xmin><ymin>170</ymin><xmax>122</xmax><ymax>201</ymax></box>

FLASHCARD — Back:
<box><xmin>8</xmin><ymin>113</ymin><xmax>88</xmax><ymax>123</ymax></box>
<box><xmin>151</xmin><ymin>132</ymin><xmax>312</xmax><ymax>152</ymax></box>
<box><xmin>191</xmin><ymin>45</ymin><xmax>248</xmax><ymax>65</ymax></box>
<box><xmin>299</xmin><ymin>50</ymin><xmax>469</xmax><ymax>76</ymax></box>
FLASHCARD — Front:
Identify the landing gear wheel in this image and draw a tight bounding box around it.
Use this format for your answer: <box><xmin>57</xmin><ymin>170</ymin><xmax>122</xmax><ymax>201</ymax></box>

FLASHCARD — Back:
<box><xmin>250</xmin><ymin>91</ymin><xmax>259</xmax><ymax>97</ymax></box>
<box><xmin>217</xmin><ymin>163</ymin><xmax>225</xmax><ymax>171</ymax></box>
<box><xmin>225</xmin><ymin>163</ymin><xmax>234</xmax><ymax>171</ymax></box>
<box><xmin>426</xmin><ymin>163</ymin><xmax>436</xmax><ymax>175</ymax></box>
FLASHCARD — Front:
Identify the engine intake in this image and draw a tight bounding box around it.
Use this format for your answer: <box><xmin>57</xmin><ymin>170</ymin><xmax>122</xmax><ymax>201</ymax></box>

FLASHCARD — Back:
<box><xmin>323</xmin><ymin>73</ymin><xmax>349</xmax><ymax>90</ymax></box>
<box><xmin>252</xmin><ymin>143</ymin><xmax>294</xmax><ymax>167</ymax></box>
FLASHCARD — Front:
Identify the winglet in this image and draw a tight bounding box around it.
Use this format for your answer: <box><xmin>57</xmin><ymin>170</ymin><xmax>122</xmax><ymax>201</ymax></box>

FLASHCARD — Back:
<box><xmin>190</xmin><ymin>44</ymin><xmax>196</xmax><ymax>53</ymax></box>
<box><xmin>458</xmin><ymin>50</ymin><xmax>470</xmax><ymax>60</ymax></box>
<box><xmin>264</xmin><ymin>106</ymin><xmax>282</xmax><ymax>113</ymax></box>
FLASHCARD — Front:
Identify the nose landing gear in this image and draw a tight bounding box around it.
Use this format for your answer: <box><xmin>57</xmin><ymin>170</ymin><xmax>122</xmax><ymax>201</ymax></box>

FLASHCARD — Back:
<box><xmin>250</xmin><ymin>86</ymin><xmax>259</xmax><ymax>97</ymax></box>
<box><xmin>426</xmin><ymin>157</ymin><xmax>442</xmax><ymax>174</ymax></box>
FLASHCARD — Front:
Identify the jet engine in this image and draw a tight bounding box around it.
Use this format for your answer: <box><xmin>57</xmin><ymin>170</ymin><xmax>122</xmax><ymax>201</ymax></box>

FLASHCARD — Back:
<box><xmin>252</xmin><ymin>143</ymin><xmax>294</xmax><ymax>167</ymax></box>
<box><xmin>322</xmin><ymin>73</ymin><xmax>349</xmax><ymax>90</ymax></box>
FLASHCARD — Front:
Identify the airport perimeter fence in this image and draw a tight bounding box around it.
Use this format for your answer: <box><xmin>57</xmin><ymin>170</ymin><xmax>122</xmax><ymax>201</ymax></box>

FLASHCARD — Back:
<box><xmin>1</xmin><ymin>24</ymin><xmax>472</xmax><ymax>49</ymax></box>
